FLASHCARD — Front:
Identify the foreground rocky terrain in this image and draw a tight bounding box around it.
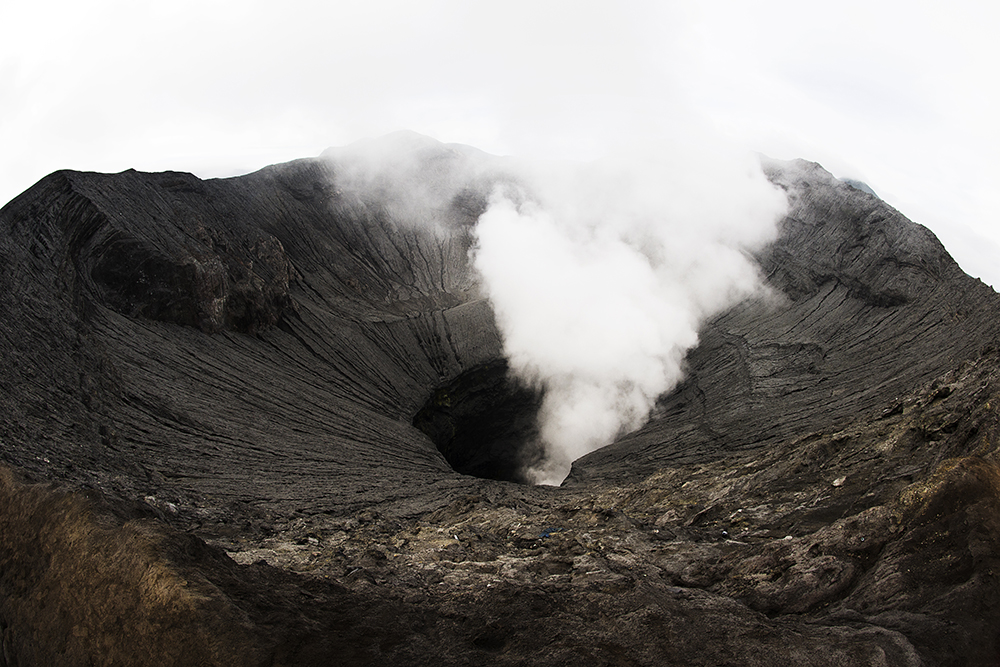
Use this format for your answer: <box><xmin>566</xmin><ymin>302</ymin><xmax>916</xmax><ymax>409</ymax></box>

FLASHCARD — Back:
<box><xmin>1</xmin><ymin>134</ymin><xmax>998</xmax><ymax>665</ymax></box>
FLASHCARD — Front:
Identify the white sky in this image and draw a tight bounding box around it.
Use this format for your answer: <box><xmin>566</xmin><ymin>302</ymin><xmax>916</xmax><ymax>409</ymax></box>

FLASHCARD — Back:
<box><xmin>2</xmin><ymin>0</ymin><xmax>998</xmax><ymax>286</ymax></box>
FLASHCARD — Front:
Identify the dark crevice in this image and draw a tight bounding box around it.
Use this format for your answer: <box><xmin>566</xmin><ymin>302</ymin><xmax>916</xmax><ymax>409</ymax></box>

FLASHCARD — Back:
<box><xmin>413</xmin><ymin>361</ymin><xmax>545</xmax><ymax>484</ymax></box>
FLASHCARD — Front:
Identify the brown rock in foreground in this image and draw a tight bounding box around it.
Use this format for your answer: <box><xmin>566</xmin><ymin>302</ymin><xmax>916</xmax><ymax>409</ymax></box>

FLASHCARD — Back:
<box><xmin>1</xmin><ymin>134</ymin><xmax>998</xmax><ymax>665</ymax></box>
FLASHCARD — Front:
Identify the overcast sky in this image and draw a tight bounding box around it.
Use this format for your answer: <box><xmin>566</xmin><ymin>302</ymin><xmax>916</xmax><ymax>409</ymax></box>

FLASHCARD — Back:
<box><xmin>2</xmin><ymin>0</ymin><xmax>997</xmax><ymax>286</ymax></box>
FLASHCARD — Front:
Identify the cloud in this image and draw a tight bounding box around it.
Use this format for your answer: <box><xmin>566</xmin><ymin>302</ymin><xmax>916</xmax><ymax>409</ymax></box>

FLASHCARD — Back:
<box><xmin>471</xmin><ymin>139</ymin><xmax>787</xmax><ymax>483</ymax></box>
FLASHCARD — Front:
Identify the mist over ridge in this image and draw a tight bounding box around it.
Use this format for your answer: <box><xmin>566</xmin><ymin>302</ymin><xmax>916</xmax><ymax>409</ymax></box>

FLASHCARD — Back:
<box><xmin>317</xmin><ymin>131</ymin><xmax>788</xmax><ymax>483</ymax></box>
<box><xmin>470</xmin><ymin>146</ymin><xmax>788</xmax><ymax>483</ymax></box>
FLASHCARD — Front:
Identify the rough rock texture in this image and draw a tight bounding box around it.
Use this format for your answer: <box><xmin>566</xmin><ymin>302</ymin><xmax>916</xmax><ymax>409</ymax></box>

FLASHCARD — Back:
<box><xmin>1</xmin><ymin>134</ymin><xmax>999</xmax><ymax>665</ymax></box>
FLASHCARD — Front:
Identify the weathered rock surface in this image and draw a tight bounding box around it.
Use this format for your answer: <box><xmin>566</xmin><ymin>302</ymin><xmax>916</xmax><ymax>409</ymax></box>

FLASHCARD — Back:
<box><xmin>1</xmin><ymin>135</ymin><xmax>999</xmax><ymax>665</ymax></box>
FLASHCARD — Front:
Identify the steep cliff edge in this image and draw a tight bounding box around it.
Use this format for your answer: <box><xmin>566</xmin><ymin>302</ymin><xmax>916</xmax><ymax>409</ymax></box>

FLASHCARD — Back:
<box><xmin>1</xmin><ymin>138</ymin><xmax>999</xmax><ymax>665</ymax></box>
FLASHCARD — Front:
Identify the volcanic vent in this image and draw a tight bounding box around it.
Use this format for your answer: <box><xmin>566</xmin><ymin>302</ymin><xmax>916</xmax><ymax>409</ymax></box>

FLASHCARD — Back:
<box><xmin>413</xmin><ymin>360</ymin><xmax>545</xmax><ymax>483</ymax></box>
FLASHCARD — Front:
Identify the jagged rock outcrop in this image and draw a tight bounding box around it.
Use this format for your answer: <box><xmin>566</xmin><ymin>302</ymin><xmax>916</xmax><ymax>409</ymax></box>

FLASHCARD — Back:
<box><xmin>1</xmin><ymin>135</ymin><xmax>998</xmax><ymax>665</ymax></box>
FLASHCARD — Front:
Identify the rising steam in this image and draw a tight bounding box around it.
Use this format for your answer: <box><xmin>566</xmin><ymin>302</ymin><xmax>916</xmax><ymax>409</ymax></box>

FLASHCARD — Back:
<box><xmin>471</xmin><ymin>147</ymin><xmax>787</xmax><ymax>484</ymax></box>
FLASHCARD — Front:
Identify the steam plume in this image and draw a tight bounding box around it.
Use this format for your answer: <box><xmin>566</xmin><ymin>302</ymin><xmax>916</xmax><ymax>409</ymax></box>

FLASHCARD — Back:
<box><xmin>471</xmin><ymin>146</ymin><xmax>787</xmax><ymax>484</ymax></box>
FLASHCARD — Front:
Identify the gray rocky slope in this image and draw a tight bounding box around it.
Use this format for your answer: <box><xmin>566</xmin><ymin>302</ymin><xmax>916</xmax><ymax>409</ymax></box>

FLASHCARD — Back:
<box><xmin>1</xmin><ymin>134</ymin><xmax>999</xmax><ymax>665</ymax></box>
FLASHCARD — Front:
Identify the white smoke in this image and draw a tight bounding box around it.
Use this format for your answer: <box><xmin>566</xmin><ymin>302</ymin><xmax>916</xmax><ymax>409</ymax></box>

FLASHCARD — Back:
<box><xmin>471</xmin><ymin>144</ymin><xmax>787</xmax><ymax>484</ymax></box>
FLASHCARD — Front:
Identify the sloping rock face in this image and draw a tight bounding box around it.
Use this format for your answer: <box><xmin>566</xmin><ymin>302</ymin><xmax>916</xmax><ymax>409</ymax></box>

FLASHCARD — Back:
<box><xmin>1</xmin><ymin>137</ymin><xmax>999</xmax><ymax>666</ymax></box>
<box><xmin>571</xmin><ymin>158</ymin><xmax>998</xmax><ymax>482</ymax></box>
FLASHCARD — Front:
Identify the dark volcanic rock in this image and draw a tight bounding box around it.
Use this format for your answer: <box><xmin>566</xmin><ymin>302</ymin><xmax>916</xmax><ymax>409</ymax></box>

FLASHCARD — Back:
<box><xmin>1</xmin><ymin>137</ymin><xmax>999</xmax><ymax>666</ymax></box>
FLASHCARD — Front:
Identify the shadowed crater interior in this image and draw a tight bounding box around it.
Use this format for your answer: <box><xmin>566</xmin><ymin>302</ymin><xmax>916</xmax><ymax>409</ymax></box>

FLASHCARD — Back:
<box><xmin>413</xmin><ymin>361</ymin><xmax>546</xmax><ymax>483</ymax></box>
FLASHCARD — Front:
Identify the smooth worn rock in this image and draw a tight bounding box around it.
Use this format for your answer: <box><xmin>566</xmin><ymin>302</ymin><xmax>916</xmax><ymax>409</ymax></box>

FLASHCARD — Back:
<box><xmin>1</xmin><ymin>135</ymin><xmax>999</xmax><ymax>666</ymax></box>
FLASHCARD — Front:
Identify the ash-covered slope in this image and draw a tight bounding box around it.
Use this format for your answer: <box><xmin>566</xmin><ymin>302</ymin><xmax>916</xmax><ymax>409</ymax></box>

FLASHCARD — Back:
<box><xmin>1</xmin><ymin>136</ymin><xmax>999</xmax><ymax>666</ymax></box>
